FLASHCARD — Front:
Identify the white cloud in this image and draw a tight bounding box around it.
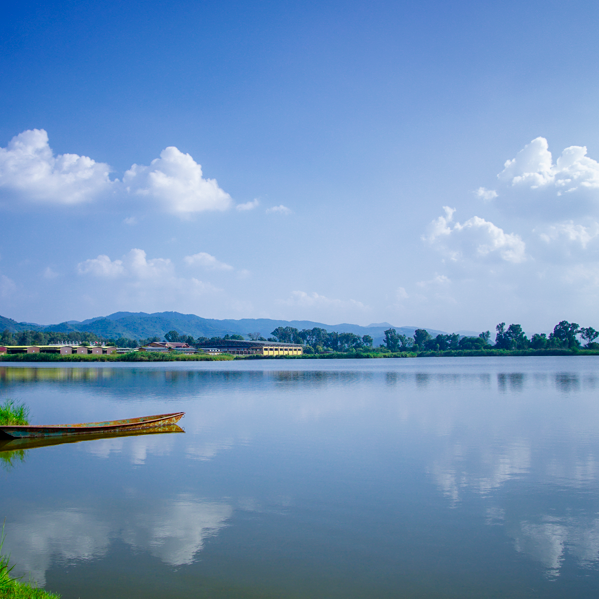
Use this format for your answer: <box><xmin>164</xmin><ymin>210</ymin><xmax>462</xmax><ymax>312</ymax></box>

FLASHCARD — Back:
<box><xmin>499</xmin><ymin>137</ymin><xmax>599</xmax><ymax>192</ymax></box>
<box><xmin>491</xmin><ymin>137</ymin><xmax>599</xmax><ymax>221</ymax></box>
<box><xmin>475</xmin><ymin>187</ymin><xmax>498</xmax><ymax>201</ymax></box>
<box><xmin>77</xmin><ymin>249</ymin><xmax>172</xmax><ymax>279</ymax></box>
<box><xmin>0</xmin><ymin>130</ymin><xmax>236</xmax><ymax>218</ymax></box>
<box><xmin>0</xmin><ymin>129</ymin><xmax>112</xmax><ymax>205</ymax></box>
<box><xmin>77</xmin><ymin>254</ymin><xmax>125</xmax><ymax>278</ymax></box>
<box><xmin>537</xmin><ymin>220</ymin><xmax>599</xmax><ymax>250</ymax></box>
<box><xmin>424</xmin><ymin>207</ymin><xmax>526</xmax><ymax>264</ymax></box>
<box><xmin>396</xmin><ymin>287</ymin><xmax>409</xmax><ymax>300</ymax></box>
<box><xmin>0</xmin><ymin>274</ymin><xmax>16</xmax><ymax>297</ymax></box>
<box><xmin>417</xmin><ymin>274</ymin><xmax>451</xmax><ymax>288</ymax></box>
<box><xmin>43</xmin><ymin>267</ymin><xmax>59</xmax><ymax>279</ymax></box>
<box><xmin>236</xmin><ymin>198</ymin><xmax>259</xmax><ymax>211</ymax></box>
<box><xmin>281</xmin><ymin>290</ymin><xmax>366</xmax><ymax>310</ymax></box>
<box><xmin>74</xmin><ymin>248</ymin><xmax>222</xmax><ymax>314</ymax></box>
<box><xmin>184</xmin><ymin>252</ymin><xmax>233</xmax><ymax>271</ymax></box>
<box><xmin>266</xmin><ymin>204</ymin><xmax>292</xmax><ymax>215</ymax></box>
<box><xmin>123</xmin><ymin>146</ymin><xmax>232</xmax><ymax>215</ymax></box>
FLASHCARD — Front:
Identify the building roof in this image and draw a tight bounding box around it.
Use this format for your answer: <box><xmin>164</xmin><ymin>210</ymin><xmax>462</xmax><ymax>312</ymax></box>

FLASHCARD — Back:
<box><xmin>195</xmin><ymin>339</ymin><xmax>302</xmax><ymax>348</ymax></box>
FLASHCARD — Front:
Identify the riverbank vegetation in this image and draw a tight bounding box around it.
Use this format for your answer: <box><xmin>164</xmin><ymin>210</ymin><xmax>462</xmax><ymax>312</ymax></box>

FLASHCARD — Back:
<box><xmin>0</xmin><ymin>400</ymin><xmax>29</xmax><ymax>425</ymax></box>
<box><xmin>0</xmin><ymin>352</ymin><xmax>234</xmax><ymax>363</ymax></box>
<box><xmin>268</xmin><ymin>320</ymin><xmax>599</xmax><ymax>354</ymax></box>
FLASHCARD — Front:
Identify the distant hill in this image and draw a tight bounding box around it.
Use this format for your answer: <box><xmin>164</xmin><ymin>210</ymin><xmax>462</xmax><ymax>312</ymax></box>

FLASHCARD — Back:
<box><xmin>0</xmin><ymin>311</ymin><xmax>447</xmax><ymax>346</ymax></box>
<box><xmin>0</xmin><ymin>315</ymin><xmax>44</xmax><ymax>333</ymax></box>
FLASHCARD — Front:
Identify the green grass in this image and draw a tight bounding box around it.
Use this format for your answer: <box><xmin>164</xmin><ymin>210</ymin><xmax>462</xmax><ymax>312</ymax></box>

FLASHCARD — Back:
<box><xmin>0</xmin><ymin>400</ymin><xmax>29</xmax><ymax>426</ymax></box>
<box><xmin>0</xmin><ymin>526</ymin><xmax>60</xmax><ymax>598</ymax></box>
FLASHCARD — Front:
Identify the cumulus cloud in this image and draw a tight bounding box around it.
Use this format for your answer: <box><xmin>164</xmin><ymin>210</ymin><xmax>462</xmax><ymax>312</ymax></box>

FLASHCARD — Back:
<box><xmin>0</xmin><ymin>130</ymin><xmax>236</xmax><ymax>216</ymax></box>
<box><xmin>499</xmin><ymin>137</ymin><xmax>599</xmax><ymax>192</ymax></box>
<box><xmin>266</xmin><ymin>204</ymin><xmax>292</xmax><ymax>215</ymax></box>
<box><xmin>184</xmin><ymin>252</ymin><xmax>233</xmax><ymax>271</ymax></box>
<box><xmin>77</xmin><ymin>249</ymin><xmax>172</xmax><ymax>279</ymax></box>
<box><xmin>492</xmin><ymin>137</ymin><xmax>599</xmax><ymax>221</ymax></box>
<box><xmin>424</xmin><ymin>207</ymin><xmax>526</xmax><ymax>264</ymax></box>
<box><xmin>0</xmin><ymin>129</ymin><xmax>112</xmax><ymax>205</ymax></box>
<box><xmin>123</xmin><ymin>146</ymin><xmax>232</xmax><ymax>215</ymax></box>
<box><xmin>236</xmin><ymin>198</ymin><xmax>259</xmax><ymax>211</ymax></box>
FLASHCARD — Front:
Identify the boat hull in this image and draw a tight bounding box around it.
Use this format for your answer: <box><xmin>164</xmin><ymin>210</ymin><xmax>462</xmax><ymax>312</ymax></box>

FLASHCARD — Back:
<box><xmin>0</xmin><ymin>412</ymin><xmax>185</xmax><ymax>439</ymax></box>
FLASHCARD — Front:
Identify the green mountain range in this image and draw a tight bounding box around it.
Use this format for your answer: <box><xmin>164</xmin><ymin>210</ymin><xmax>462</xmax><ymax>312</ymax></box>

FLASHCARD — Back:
<box><xmin>0</xmin><ymin>312</ymin><xmax>448</xmax><ymax>345</ymax></box>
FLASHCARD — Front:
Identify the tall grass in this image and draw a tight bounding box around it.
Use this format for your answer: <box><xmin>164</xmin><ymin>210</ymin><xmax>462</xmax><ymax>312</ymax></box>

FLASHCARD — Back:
<box><xmin>0</xmin><ymin>524</ymin><xmax>60</xmax><ymax>598</ymax></box>
<box><xmin>0</xmin><ymin>400</ymin><xmax>30</xmax><ymax>425</ymax></box>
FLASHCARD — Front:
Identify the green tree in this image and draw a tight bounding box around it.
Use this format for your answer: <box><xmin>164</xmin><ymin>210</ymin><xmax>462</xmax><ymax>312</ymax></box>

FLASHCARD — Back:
<box><xmin>494</xmin><ymin>323</ymin><xmax>509</xmax><ymax>349</ymax></box>
<box><xmin>579</xmin><ymin>327</ymin><xmax>599</xmax><ymax>348</ymax></box>
<box><xmin>479</xmin><ymin>331</ymin><xmax>491</xmax><ymax>344</ymax></box>
<box><xmin>1</xmin><ymin>329</ymin><xmax>15</xmax><ymax>345</ymax></box>
<box><xmin>383</xmin><ymin>328</ymin><xmax>401</xmax><ymax>352</ymax></box>
<box><xmin>362</xmin><ymin>335</ymin><xmax>373</xmax><ymax>348</ymax></box>
<box><xmin>271</xmin><ymin>327</ymin><xmax>301</xmax><ymax>344</ymax></box>
<box><xmin>458</xmin><ymin>336</ymin><xmax>488</xmax><ymax>350</ymax></box>
<box><xmin>549</xmin><ymin>321</ymin><xmax>580</xmax><ymax>348</ymax></box>
<box><xmin>530</xmin><ymin>333</ymin><xmax>548</xmax><ymax>349</ymax></box>
<box><xmin>164</xmin><ymin>330</ymin><xmax>181</xmax><ymax>342</ymax></box>
<box><xmin>413</xmin><ymin>329</ymin><xmax>431</xmax><ymax>349</ymax></box>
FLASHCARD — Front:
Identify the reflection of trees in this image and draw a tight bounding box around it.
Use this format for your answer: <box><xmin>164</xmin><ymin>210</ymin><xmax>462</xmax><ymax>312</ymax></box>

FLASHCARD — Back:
<box><xmin>498</xmin><ymin>373</ymin><xmax>525</xmax><ymax>392</ymax></box>
<box><xmin>0</xmin><ymin>448</ymin><xmax>27</xmax><ymax>472</ymax></box>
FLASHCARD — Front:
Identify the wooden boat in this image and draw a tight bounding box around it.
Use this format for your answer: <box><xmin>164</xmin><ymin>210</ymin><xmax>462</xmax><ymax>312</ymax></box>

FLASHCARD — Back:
<box><xmin>0</xmin><ymin>412</ymin><xmax>185</xmax><ymax>439</ymax></box>
<box><xmin>0</xmin><ymin>424</ymin><xmax>184</xmax><ymax>453</ymax></box>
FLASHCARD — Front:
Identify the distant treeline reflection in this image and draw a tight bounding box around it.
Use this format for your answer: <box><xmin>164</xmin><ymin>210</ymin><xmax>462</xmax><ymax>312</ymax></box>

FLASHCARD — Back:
<box><xmin>1</xmin><ymin>367</ymin><xmax>596</xmax><ymax>395</ymax></box>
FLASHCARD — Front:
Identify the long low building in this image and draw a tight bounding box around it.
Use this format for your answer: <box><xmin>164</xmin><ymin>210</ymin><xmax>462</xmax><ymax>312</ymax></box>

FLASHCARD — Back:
<box><xmin>195</xmin><ymin>339</ymin><xmax>303</xmax><ymax>356</ymax></box>
<box><xmin>0</xmin><ymin>345</ymin><xmax>116</xmax><ymax>355</ymax></box>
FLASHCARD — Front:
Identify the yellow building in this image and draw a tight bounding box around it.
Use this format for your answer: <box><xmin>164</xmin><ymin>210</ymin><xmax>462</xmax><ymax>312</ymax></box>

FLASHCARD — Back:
<box><xmin>196</xmin><ymin>340</ymin><xmax>303</xmax><ymax>356</ymax></box>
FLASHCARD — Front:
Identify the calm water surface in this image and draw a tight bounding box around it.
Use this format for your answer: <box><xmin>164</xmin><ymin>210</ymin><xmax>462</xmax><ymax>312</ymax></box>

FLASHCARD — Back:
<box><xmin>1</xmin><ymin>357</ymin><xmax>599</xmax><ymax>598</ymax></box>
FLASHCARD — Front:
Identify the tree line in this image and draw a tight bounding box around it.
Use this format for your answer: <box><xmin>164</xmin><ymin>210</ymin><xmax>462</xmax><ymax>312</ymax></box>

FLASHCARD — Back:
<box><xmin>382</xmin><ymin>321</ymin><xmax>599</xmax><ymax>352</ymax></box>
<box><xmin>1</xmin><ymin>330</ymin><xmax>102</xmax><ymax>346</ymax></box>
<box><xmin>3</xmin><ymin>320</ymin><xmax>597</xmax><ymax>353</ymax></box>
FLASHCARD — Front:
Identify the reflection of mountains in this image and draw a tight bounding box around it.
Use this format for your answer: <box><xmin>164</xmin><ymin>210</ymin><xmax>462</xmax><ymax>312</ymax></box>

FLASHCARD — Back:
<box><xmin>4</xmin><ymin>494</ymin><xmax>233</xmax><ymax>585</ymax></box>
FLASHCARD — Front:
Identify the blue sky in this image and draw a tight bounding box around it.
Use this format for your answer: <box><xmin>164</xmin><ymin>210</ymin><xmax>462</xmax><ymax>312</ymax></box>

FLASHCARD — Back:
<box><xmin>1</xmin><ymin>0</ymin><xmax>599</xmax><ymax>333</ymax></box>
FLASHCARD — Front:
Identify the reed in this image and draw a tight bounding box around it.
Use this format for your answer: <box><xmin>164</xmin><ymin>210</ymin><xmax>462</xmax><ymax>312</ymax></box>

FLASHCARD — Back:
<box><xmin>0</xmin><ymin>525</ymin><xmax>60</xmax><ymax>598</ymax></box>
<box><xmin>0</xmin><ymin>400</ymin><xmax>30</xmax><ymax>426</ymax></box>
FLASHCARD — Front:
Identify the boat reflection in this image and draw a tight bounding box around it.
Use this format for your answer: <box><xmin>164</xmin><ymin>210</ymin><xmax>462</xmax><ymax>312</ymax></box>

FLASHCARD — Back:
<box><xmin>0</xmin><ymin>424</ymin><xmax>184</xmax><ymax>456</ymax></box>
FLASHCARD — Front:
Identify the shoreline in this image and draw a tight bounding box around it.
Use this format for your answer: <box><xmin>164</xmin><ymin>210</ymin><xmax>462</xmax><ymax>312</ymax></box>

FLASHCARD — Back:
<box><xmin>1</xmin><ymin>348</ymin><xmax>598</xmax><ymax>363</ymax></box>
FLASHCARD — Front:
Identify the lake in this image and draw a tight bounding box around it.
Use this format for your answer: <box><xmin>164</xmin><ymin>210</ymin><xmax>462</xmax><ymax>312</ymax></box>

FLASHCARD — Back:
<box><xmin>1</xmin><ymin>357</ymin><xmax>599</xmax><ymax>598</ymax></box>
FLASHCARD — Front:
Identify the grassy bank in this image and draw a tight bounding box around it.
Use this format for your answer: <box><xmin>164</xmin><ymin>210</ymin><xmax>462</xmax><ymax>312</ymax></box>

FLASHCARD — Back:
<box><xmin>1</xmin><ymin>532</ymin><xmax>59</xmax><ymax>598</ymax></box>
<box><xmin>238</xmin><ymin>348</ymin><xmax>599</xmax><ymax>360</ymax></box>
<box><xmin>0</xmin><ymin>352</ymin><xmax>234</xmax><ymax>363</ymax></box>
<box><xmin>0</xmin><ymin>400</ymin><xmax>29</xmax><ymax>425</ymax></box>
